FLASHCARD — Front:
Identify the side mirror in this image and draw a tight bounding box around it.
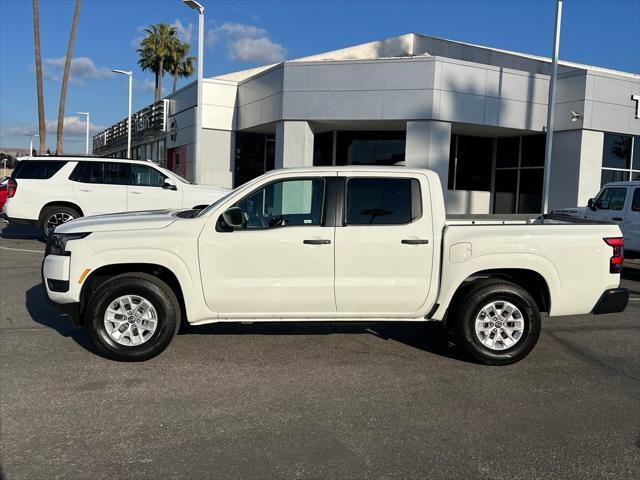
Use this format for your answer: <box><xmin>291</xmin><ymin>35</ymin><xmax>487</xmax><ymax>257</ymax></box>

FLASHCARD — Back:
<box><xmin>222</xmin><ymin>207</ymin><xmax>244</xmax><ymax>228</ymax></box>
<box><xmin>162</xmin><ymin>178</ymin><xmax>177</xmax><ymax>191</ymax></box>
<box><xmin>587</xmin><ymin>198</ymin><xmax>597</xmax><ymax>211</ymax></box>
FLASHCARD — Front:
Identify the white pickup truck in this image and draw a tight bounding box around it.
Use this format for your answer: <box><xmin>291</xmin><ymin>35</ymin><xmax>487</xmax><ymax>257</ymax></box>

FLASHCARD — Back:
<box><xmin>42</xmin><ymin>167</ymin><xmax>629</xmax><ymax>365</ymax></box>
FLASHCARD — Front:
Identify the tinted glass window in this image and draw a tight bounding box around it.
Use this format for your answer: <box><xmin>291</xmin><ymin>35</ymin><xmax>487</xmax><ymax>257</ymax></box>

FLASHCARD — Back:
<box><xmin>496</xmin><ymin>137</ymin><xmax>519</xmax><ymax>168</ymax></box>
<box><xmin>336</xmin><ymin>131</ymin><xmax>405</xmax><ymax>166</ymax></box>
<box><xmin>596</xmin><ymin>188</ymin><xmax>627</xmax><ymax>210</ymax></box>
<box><xmin>234</xmin><ymin>178</ymin><xmax>324</xmax><ymax>230</ymax></box>
<box><xmin>521</xmin><ymin>134</ymin><xmax>546</xmax><ymax>167</ymax></box>
<box><xmin>602</xmin><ymin>134</ymin><xmax>631</xmax><ymax>169</ymax></box>
<box><xmin>493</xmin><ymin>170</ymin><xmax>517</xmax><ymax>214</ymax></box>
<box><xmin>131</xmin><ymin>164</ymin><xmax>166</xmax><ymax>187</ymax></box>
<box><xmin>454</xmin><ymin>135</ymin><xmax>492</xmax><ymax>191</ymax></box>
<box><xmin>632</xmin><ymin>189</ymin><xmax>640</xmax><ymax>212</ymax></box>
<box><xmin>600</xmin><ymin>169</ymin><xmax>628</xmax><ymax>186</ymax></box>
<box><xmin>633</xmin><ymin>136</ymin><xmax>640</xmax><ymax>171</ymax></box>
<box><xmin>518</xmin><ymin>169</ymin><xmax>543</xmax><ymax>213</ymax></box>
<box><xmin>313</xmin><ymin>131</ymin><xmax>334</xmax><ymax>167</ymax></box>
<box><xmin>71</xmin><ymin>162</ymin><xmax>130</xmax><ymax>185</ymax></box>
<box><xmin>13</xmin><ymin>160</ymin><xmax>66</xmax><ymax>179</ymax></box>
<box><xmin>345</xmin><ymin>178</ymin><xmax>419</xmax><ymax>225</ymax></box>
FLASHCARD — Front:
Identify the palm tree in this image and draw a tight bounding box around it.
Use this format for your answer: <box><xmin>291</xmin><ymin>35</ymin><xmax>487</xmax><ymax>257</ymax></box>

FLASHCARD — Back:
<box><xmin>137</xmin><ymin>24</ymin><xmax>177</xmax><ymax>102</ymax></box>
<box><xmin>56</xmin><ymin>0</ymin><xmax>82</xmax><ymax>154</ymax></box>
<box><xmin>167</xmin><ymin>39</ymin><xmax>196</xmax><ymax>93</ymax></box>
<box><xmin>32</xmin><ymin>0</ymin><xmax>46</xmax><ymax>155</ymax></box>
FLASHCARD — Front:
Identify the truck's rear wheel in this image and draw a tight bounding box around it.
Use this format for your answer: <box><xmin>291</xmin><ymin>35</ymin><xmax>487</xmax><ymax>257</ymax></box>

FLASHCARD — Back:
<box><xmin>452</xmin><ymin>281</ymin><xmax>540</xmax><ymax>365</ymax></box>
<box><xmin>85</xmin><ymin>273</ymin><xmax>180</xmax><ymax>361</ymax></box>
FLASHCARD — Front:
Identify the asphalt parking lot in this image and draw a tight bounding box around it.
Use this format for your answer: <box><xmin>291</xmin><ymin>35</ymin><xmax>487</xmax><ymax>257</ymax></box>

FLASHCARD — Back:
<box><xmin>1</xmin><ymin>221</ymin><xmax>639</xmax><ymax>480</ymax></box>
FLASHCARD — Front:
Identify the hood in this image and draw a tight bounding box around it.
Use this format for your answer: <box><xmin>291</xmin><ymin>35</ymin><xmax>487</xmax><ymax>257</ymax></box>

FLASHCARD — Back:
<box><xmin>552</xmin><ymin>206</ymin><xmax>590</xmax><ymax>216</ymax></box>
<box><xmin>185</xmin><ymin>184</ymin><xmax>230</xmax><ymax>195</ymax></box>
<box><xmin>56</xmin><ymin>209</ymin><xmax>179</xmax><ymax>234</ymax></box>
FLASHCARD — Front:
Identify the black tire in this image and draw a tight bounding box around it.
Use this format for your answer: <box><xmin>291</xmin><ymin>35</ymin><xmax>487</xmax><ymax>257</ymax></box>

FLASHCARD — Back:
<box><xmin>39</xmin><ymin>205</ymin><xmax>81</xmax><ymax>238</ymax></box>
<box><xmin>451</xmin><ymin>280</ymin><xmax>541</xmax><ymax>366</ymax></box>
<box><xmin>85</xmin><ymin>273</ymin><xmax>180</xmax><ymax>361</ymax></box>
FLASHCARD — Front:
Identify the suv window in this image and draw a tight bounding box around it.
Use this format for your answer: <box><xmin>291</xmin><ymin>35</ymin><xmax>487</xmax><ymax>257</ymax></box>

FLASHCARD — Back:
<box><xmin>131</xmin><ymin>164</ymin><xmax>167</xmax><ymax>187</ymax></box>
<box><xmin>345</xmin><ymin>178</ymin><xmax>421</xmax><ymax>225</ymax></box>
<box><xmin>632</xmin><ymin>188</ymin><xmax>640</xmax><ymax>212</ymax></box>
<box><xmin>70</xmin><ymin>162</ymin><xmax>130</xmax><ymax>185</ymax></box>
<box><xmin>233</xmin><ymin>178</ymin><xmax>325</xmax><ymax>230</ymax></box>
<box><xmin>596</xmin><ymin>187</ymin><xmax>627</xmax><ymax>210</ymax></box>
<box><xmin>13</xmin><ymin>160</ymin><xmax>66</xmax><ymax>179</ymax></box>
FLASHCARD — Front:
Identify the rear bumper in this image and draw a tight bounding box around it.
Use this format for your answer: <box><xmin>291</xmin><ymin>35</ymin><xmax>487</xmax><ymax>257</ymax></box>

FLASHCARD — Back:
<box><xmin>592</xmin><ymin>288</ymin><xmax>629</xmax><ymax>315</ymax></box>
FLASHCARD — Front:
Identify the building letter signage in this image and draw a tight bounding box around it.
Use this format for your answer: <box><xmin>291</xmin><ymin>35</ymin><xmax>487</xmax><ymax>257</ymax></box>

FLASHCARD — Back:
<box><xmin>633</xmin><ymin>95</ymin><xmax>640</xmax><ymax>119</ymax></box>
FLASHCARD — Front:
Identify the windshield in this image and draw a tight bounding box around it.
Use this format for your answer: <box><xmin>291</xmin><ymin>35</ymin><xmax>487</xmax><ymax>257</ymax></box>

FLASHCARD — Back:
<box><xmin>196</xmin><ymin>190</ymin><xmax>235</xmax><ymax>217</ymax></box>
<box><xmin>161</xmin><ymin>167</ymin><xmax>191</xmax><ymax>184</ymax></box>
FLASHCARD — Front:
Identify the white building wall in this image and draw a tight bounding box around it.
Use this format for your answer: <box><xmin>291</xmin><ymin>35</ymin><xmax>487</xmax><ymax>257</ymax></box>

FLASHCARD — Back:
<box><xmin>275</xmin><ymin>121</ymin><xmax>314</xmax><ymax>168</ymax></box>
<box><xmin>405</xmin><ymin>120</ymin><xmax>451</xmax><ymax>194</ymax></box>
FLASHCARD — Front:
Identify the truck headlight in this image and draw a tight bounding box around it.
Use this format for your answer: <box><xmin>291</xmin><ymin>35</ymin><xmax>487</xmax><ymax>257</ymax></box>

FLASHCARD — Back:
<box><xmin>48</xmin><ymin>232</ymin><xmax>90</xmax><ymax>256</ymax></box>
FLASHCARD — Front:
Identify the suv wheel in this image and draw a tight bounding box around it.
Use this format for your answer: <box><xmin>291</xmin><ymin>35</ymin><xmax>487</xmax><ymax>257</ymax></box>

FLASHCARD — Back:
<box><xmin>40</xmin><ymin>205</ymin><xmax>81</xmax><ymax>238</ymax></box>
<box><xmin>85</xmin><ymin>273</ymin><xmax>180</xmax><ymax>361</ymax></box>
<box><xmin>452</xmin><ymin>281</ymin><xmax>541</xmax><ymax>366</ymax></box>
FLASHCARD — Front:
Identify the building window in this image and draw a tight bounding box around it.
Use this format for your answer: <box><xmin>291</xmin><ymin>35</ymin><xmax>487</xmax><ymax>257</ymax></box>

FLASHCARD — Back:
<box><xmin>601</xmin><ymin>134</ymin><xmax>640</xmax><ymax>185</ymax></box>
<box><xmin>448</xmin><ymin>135</ymin><xmax>493</xmax><ymax>191</ymax></box>
<box><xmin>493</xmin><ymin>134</ymin><xmax>545</xmax><ymax>214</ymax></box>
<box><xmin>335</xmin><ymin>131</ymin><xmax>405</xmax><ymax>166</ymax></box>
<box><xmin>313</xmin><ymin>132</ymin><xmax>334</xmax><ymax>166</ymax></box>
<box><xmin>234</xmin><ymin>132</ymin><xmax>276</xmax><ymax>187</ymax></box>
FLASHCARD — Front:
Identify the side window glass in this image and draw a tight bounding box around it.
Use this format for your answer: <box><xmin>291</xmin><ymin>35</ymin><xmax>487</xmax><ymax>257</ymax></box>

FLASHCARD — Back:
<box><xmin>104</xmin><ymin>162</ymin><xmax>130</xmax><ymax>185</ymax></box>
<box><xmin>345</xmin><ymin>178</ymin><xmax>420</xmax><ymax>225</ymax></box>
<box><xmin>632</xmin><ymin>188</ymin><xmax>640</xmax><ymax>212</ymax></box>
<box><xmin>233</xmin><ymin>178</ymin><xmax>324</xmax><ymax>230</ymax></box>
<box><xmin>131</xmin><ymin>164</ymin><xmax>167</xmax><ymax>187</ymax></box>
<box><xmin>596</xmin><ymin>188</ymin><xmax>627</xmax><ymax>210</ymax></box>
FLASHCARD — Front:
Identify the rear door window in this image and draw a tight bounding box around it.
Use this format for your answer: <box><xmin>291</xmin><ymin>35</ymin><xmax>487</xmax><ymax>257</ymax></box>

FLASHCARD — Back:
<box><xmin>13</xmin><ymin>160</ymin><xmax>66</xmax><ymax>179</ymax></box>
<box><xmin>70</xmin><ymin>162</ymin><xmax>130</xmax><ymax>185</ymax></box>
<box><xmin>632</xmin><ymin>188</ymin><xmax>640</xmax><ymax>212</ymax></box>
<box><xmin>345</xmin><ymin>178</ymin><xmax>421</xmax><ymax>225</ymax></box>
<box><xmin>596</xmin><ymin>187</ymin><xmax>627</xmax><ymax>210</ymax></box>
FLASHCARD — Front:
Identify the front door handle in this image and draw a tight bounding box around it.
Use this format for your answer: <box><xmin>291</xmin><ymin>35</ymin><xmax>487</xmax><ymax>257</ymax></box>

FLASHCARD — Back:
<box><xmin>613</xmin><ymin>217</ymin><xmax>623</xmax><ymax>221</ymax></box>
<box><xmin>401</xmin><ymin>239</ymin><xmax>429</xmax><ymax>245</ymax></box>
<box><xmin>303</xmin><ymin>239</ymin><xmax>331</xmax><ymax>245</ymax></box>
<box><xmin>79</xmin><ymin>188</ymin><xmax>91</xmax><ymax>192</ymax></box>
<box><xmin>130</xmin><ymin>191</ymin><xmax>142</xmax><ymax>195</ymax></box>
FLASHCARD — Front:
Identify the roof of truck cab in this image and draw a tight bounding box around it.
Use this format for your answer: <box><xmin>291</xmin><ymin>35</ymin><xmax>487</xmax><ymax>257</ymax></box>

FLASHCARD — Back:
<box><xmin>263</xmin><ymin>166</ymin><xmax>437</xmax><ymax>175</ymax></box>
<box><xmin>602</xmin><ymin>181</ymin><xmax>640</xmax><ymax>187</ymax></box>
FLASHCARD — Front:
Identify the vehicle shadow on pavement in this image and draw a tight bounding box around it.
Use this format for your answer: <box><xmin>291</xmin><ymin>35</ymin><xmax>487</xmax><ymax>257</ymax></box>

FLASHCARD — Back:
<box><xmin>180</xmin><ymin>321</ymin><xmax>466</xmax><ymax>362</ymax></box>
<box><xmin>25</xmin><ymin>284</ymin><xmax>98</xmax><ymax>354</ymax></box>
<box><xmin>1</xmin><ymin>222</ymin><xmax>43</xmax><ymax>242</ymax></box>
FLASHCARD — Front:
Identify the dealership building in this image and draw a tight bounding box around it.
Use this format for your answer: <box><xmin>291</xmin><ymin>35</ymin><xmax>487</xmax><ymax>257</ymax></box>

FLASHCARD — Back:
<box><xmin>93</xmin><ymin>33</ymin><xmax>640</xmax><ymax>214</ymax></box>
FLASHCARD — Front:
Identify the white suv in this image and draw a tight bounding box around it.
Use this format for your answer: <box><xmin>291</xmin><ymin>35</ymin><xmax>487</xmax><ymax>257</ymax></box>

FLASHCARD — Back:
<box><xmin>2</xmin><ymin>156</ymin><xmax>229</xmax><ymax>236</ymax></box>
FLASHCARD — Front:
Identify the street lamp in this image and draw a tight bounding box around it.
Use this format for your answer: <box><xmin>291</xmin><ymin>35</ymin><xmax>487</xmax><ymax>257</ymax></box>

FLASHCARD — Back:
<box><xmin>183</xmin><ymin>0</ymin><xmax>204</xmax><ymax>182</ymax></box>
<box><xmin>76</xmin><ymin>111</ymin><xmax>90</xmax><ymax>155</ymax></box>
<box><xmin>23</xmin><ymin>133</ymin><xmax>39</xmax><ymax>156</ymax></box>
<box><xmin>112</xmin><ymin>69</ymin><xmax>133</xmax><ymax>158</ymax></box>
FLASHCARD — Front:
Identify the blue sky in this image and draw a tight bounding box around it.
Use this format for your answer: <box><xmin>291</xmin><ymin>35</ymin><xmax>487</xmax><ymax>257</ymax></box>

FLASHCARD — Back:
<box><xmin>0</xmin><ymin>0</ymin><xmax>638</xmax><ymax>154</ymax></box>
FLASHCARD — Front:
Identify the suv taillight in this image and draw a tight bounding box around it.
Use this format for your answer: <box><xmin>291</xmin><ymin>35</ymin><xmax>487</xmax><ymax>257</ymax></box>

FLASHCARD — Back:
<box><xmin>7</xmin><ymin>178</ymin><xmax>17</xmax><ymax>198</ymax></box>
<box><xmin>604</xmin><ymin>237</ymin><xmax>624</xmax><ymax>274</ymax></box>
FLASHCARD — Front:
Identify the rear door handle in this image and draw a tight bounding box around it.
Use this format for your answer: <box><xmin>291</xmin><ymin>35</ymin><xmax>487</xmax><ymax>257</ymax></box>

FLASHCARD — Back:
<box><xmin>130</xmin><ymin>191</ymin><xmax>142</xmax><ymax>195</ymax></box>
<box><xmin>303</xmin><ymin>239</ymin><xmax>331</xmax><ymax>245</ymax></box>
<box><xmin>79</xmin><ymin>188</ymin><xmax>91</xmax><ymax>192</ymax></box>
<box><xmin>613</xmin><ymin>217</ymin><xmax>623</xmax><ymax>221</ymax></box>
<box><xmin>401</xmin><ymin>239</ymin><xmax>429</xmax><ymax>245</ymax></box>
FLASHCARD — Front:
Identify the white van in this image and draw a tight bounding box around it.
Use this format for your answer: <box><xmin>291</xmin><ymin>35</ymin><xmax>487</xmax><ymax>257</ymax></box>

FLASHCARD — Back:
<box><xmin>554</xmin><ymin>181</ymin><xmax>640</xmax><ymax>254</ymax></box>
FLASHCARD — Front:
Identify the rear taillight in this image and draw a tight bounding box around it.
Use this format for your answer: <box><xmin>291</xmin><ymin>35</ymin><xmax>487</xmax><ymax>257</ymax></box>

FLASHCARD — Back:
<box><xmin>604</xmin><ymin>237</ymin><xmax>624</xmax><ymax>274</ymax></box>
<box><xmin>7</xmin><ymin>178</ymin><xmax>17</xmax><ymax>198</ymax></box>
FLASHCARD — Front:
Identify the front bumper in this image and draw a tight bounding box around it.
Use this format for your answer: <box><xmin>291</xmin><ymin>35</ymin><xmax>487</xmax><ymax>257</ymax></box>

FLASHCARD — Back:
<box><xmin>41</xmin><ymin>258</ymin><xmax>83</xmax><ymax>325</ymax></box>
<box><xmin>592</xmin><ymin>288</ymin><xmax>629</xmax><ymax>315</ymax></box>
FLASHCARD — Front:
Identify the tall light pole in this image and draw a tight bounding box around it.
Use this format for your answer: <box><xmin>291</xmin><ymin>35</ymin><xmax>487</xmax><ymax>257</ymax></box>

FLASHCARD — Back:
<box><xmin>23</xmin><ymin>133</ymin><xmax>39</xmax><ymax>156</ymax></box>
<box><xmin>542</xmin><ymin>0</ymin><xmax>563</xmax><ymax>214</ymax></box>
<box><xmin>112</xmin><ymin>69</ymin><xmax>133</xmax><ymax>158</ymax></box>
<box><xmin>183</xmin><ymin>0</ymin><xmax>204</xmax><ymax>182</ymax></box>
<box><xmin>76</xmin><ymin>111</ymin><xmax>90</xmax><ymax>155</ymax></box>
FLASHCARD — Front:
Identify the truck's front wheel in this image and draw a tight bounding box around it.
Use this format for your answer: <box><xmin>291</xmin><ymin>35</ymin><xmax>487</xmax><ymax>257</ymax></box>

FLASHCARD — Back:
<box><xmin>452</xmin><ymin>281</ymin><xmax>541</xmax><ymax>365</ymax></box>
<box><xmin>85</xmin><ymin>273</ymin><xmax>180</xmax><ymax>361</ymax></box>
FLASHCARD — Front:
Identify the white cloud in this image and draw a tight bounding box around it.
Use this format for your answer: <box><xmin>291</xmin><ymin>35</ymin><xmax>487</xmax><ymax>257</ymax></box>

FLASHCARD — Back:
<box><xmin>207</xmin><ymin>22</ymin><xmax>285</xmax><ymax>64</ymax></box>
<box><xmin>42</xmin><ymin>57</ymin><xmax>113</xmax><ymax>85</ymax></box>
<box><xmin>228</xmin><ymin>36</ymin><xmax>286</xmax><ymax>63</ymax></box>
<box><xmin>7</xmin><ymin>116</ymin><xmax>104</xmax><ymax>139</ymax></box>
<box><xmin>172</xmin><ymin>19</ymin><xmax>194</xmax><ymax>45</ymax></box>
